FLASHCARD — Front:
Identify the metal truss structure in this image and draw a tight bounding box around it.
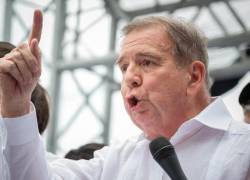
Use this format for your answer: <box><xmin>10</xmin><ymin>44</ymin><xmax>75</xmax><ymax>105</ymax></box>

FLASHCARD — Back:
<box><xmin>1</xmin><ymin>0</ymin><xmax>250</xmax><ymax>153</ymax></box>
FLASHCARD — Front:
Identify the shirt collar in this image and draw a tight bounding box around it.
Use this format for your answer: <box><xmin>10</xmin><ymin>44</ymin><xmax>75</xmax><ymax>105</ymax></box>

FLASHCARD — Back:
<box><xmin>138</xmin><ymin>97</ymin><xmax>234</xmax><ymax>144</ymax></box>
<box><xmin>170</xmin><ymin>97</ymin><xmax>233</xmax><ymax>145</ymax></box>
<box><xmin>193</xmin><ymin>97</ymin><xmax>233</xmax><ymax>131</ymax></box>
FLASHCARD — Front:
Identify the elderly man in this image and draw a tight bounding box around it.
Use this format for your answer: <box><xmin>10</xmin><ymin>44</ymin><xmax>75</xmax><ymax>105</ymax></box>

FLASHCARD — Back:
<box><xmin>1</xmin><ymin>10</ymin><xmax>250</xmax><ymax>180</ymax></box>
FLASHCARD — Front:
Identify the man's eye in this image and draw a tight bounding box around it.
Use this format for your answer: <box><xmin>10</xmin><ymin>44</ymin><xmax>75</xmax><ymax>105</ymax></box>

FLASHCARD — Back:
<box><xmin>120</xmin><ymin>64</ymin><xmax>128</xmax><ymax>72</ymax></box>
<box><xmin>141</xmin><ymin>60</ymin><xmax>153</xmax><ymax>66</ymax></box>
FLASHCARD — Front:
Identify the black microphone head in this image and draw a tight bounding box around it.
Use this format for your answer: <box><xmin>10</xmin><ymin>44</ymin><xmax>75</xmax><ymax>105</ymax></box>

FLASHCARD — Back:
<box><xmin>149</xmin><ymin>137</ymin><xmax>187</xmax><ymax>180</ymax></box>
<box><xmin>149</xmin><ymin>137</ymin><xmax>175</xmax><ymax>161</ymax></box>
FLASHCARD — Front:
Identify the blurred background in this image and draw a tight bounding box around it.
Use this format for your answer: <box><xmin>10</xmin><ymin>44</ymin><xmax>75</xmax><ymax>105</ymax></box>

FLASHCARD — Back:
<box><xmin>0</xmin><ymin>0</ymin><xmax>250</xmax><ymax>155</ymax></box>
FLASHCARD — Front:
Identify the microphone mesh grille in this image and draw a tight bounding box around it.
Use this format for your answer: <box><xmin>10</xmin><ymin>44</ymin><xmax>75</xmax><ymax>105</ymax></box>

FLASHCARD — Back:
<box><xmin>149</xmin><ymin>137</ymin><xmax>175</xmax><ymax>160</ymax></box>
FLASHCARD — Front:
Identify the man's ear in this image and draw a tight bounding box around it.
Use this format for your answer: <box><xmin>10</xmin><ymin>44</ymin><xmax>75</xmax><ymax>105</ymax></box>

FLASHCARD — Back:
<box><xmin>186</xmin><ymin>60</ymin><xmax>206</xmax><ymax>95</ymax></box>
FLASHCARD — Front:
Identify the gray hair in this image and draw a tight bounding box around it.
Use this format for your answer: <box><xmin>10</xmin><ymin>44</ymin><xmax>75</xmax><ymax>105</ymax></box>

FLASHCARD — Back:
<box><xmin>122</xmin><ymin>16</ymin><xmax>210</xmax><ymax>87</ymax></box>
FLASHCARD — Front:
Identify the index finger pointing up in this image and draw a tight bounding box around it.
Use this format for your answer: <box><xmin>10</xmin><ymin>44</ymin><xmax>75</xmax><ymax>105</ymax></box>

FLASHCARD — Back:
<box><xmin>28</xmin><ymin>9</ymin><xmax>43</xmax><ymax>46</ymax></box>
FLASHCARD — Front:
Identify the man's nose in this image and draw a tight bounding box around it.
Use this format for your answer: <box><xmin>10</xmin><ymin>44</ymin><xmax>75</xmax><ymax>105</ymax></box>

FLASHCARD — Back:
<box><xmin>124</xmin><ymin>65</ymin><xmax>142</xmax><ymax>88</ymax></box>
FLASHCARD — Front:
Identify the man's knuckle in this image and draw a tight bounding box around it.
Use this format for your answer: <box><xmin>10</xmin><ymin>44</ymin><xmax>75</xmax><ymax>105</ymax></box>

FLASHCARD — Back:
<box><xmin>7</xmin><ymin>61</ymin><xmax>16</xmax><ymax>71</ymax></box>
<box><xmin>13</xmin><ymin>51</ymin><xmax>22</xmax><ymax>59</ymax></box>
<box><xmin>18</xmin><ymin>43</ymin><xmax>28</xmax><ymax>49</ymax></box>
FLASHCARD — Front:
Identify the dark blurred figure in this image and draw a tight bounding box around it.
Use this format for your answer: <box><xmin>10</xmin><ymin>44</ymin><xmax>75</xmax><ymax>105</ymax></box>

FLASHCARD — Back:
<box><xmin>0</xmin><ymin>41</ymin><xmax>50</xmax><ymax>134</ymax></box>
<box><xmin>32</xmin><ymin>83</ymin><xmax>50</xmax><ymax>134</ymax></box>
<box><xmin>65</xmin><ymin>143</ymin><xmax>106</xmax><ymax>160</ymax></box>
<box><xmin>0</xmin><ymin>42</ymin><xmax>16</xmax><ymax>57</ymax></box>
<box><xmin>239</xmin><ymin>82</ymin><xmax>250</xmax><ymax>123</ymax></box>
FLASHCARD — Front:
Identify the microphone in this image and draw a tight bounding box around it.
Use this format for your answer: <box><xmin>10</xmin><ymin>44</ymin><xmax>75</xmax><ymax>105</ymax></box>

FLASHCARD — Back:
<box><xmin>149</xmin><ymin>137</ymin><xmax>187</xmax><ymax>180</ymax></box>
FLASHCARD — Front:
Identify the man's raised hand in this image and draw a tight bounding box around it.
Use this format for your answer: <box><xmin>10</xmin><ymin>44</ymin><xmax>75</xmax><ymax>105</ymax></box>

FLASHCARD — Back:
<box><xmin>0</xmin><ymin>10</ymin><xmax>43</xmax><ymax>117</ymax></box>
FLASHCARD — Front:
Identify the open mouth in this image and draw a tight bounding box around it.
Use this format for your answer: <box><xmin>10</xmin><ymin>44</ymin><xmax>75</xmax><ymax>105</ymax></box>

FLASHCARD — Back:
<box><xmin>128</xmin><ymin>96</ymin><xmax>139</xmax><ymax>107</ymax></box>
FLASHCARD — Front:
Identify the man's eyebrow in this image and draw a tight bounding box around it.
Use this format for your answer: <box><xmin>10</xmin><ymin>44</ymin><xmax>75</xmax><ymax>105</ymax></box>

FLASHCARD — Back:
<box><xmin>115</xmin><ymin>52</ymin><xmax>162</xmax><ymax>65</ymax></box>
<box><xmin>136</xmin><ymin>52</ymin><xmax>162</xmax><ymax>60</ymax></box>
<box><xmin>136</xmin><ymin>52</ymin><xmax>157</xmax><ymax>58</ymax></box>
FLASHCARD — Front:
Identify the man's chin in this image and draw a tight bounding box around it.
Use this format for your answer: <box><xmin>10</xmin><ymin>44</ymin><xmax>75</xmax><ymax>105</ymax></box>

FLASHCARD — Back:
<box><xmin>131</xmin><ymin>116</ymin><xmax>154</xmax><ymax>128</ymax></box>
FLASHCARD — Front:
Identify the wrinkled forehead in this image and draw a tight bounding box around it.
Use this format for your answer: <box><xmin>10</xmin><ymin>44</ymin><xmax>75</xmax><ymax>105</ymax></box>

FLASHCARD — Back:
<box><xmin>119</xmin><ymin>25</ymin><xmax>173</xmax><ymax>54</ymax></box>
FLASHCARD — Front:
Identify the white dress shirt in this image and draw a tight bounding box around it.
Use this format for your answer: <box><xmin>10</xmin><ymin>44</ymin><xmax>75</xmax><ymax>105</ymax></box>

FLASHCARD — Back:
<box><xmin>0</xmin><ymin>119</ymin><xmax>10</xmax><ymax>180</ymax></box>
<box><xmin>3</xmin><ymin>97</ymin><xmax>250</xmax><ymax>180</ymax></box>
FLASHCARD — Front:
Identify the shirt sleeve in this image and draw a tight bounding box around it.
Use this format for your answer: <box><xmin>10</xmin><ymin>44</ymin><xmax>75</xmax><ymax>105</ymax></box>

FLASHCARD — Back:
<box><xmin>3</xmin><ymin>103</ymin><xmax>50</xmax><ymax>180</ymax></box>
<box><xmin>2</xmin><ymin>103</ymin><xmax>106</xmax><ymax>180</ymax></box>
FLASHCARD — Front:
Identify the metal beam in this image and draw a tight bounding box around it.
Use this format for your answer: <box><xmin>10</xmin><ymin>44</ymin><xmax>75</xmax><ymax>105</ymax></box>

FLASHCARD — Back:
<box><xmin>55</xmin><ymin>32</ymin><xmax>250</xmax><ymax>71</ymax></box>
<box><xmin>102</xmin><ymin>15</ymin><xmax>118</xmax><ymax>144</ymax></box>
<box><xmin>224</xmin><ymin>1</ymin><xmax>247</xmax><ymax>32</ymax></box>
<box><xmin>210</xmin><ymin>61</ymin><xmax>250</xmax><ymax>81</ymax></box>
<box><xmin>208</xmin><ymin>32</ymin><xmax>250</xmax><ymax>48</ymax></box>
<box><xmin>56</xmin><ymin>52</ymin><xmax>117</xmax><ymax>72</ymax></box>
<box><xmin>208</xmin><ymin>6</ymin><xmax>229</xmax><ymax>35</ymax></box>
<box><xmin>124</xmin><ymin>0</ymin><xmax>230</xmax><ymax>18</ymax></box>
<box><xmin>47</xmin><ymin>0</ymin><xmax>66</xmax><ymax>153</ymax></box>
<box><xmin>104</xmin><ymin>0</ymin><xmax>130</xmax><ymax>20</ymax></box>
<box><xmin>2</xmin><ymin>0</ymin><xmax>14</xmax><ymax>41</ymax></box>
